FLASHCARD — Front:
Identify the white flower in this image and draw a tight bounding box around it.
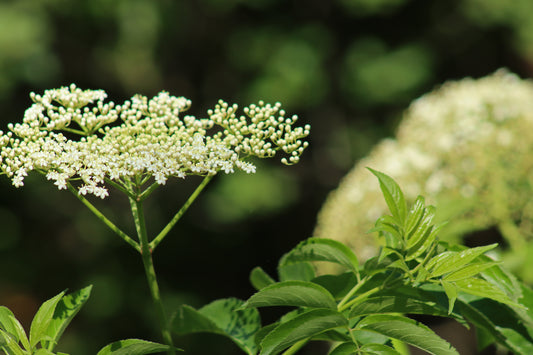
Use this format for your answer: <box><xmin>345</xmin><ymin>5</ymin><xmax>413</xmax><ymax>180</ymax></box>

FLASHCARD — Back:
<box><xmin>0</xmin><ymin>85</ymin><xmax>310</xmax><ymax>198</ymax></box>
<box><xmin>315</xmin><ymin>69</ymin><xmax>533</xmax><ymax>264</ymax></box>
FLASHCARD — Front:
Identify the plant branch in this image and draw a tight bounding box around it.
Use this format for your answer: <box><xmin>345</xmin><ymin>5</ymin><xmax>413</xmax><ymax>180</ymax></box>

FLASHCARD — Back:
<box><xmin>282</xmin><ymin>339</ymin><xmax>308</xmax><ymax>355</ymax></box>
<box><xmin>129</xmin><ymin>196</ymin><xmax>176</xmax><ymax>354</ymax></box>
<box><xmin>149</xmin><ymin>174</ymin><xmax>215</xmax><ymax>250</ymax></box>
<box><xmin>67</xmin><ymin>182</ymin><xmax>140</xmax><ymax>252</ymax></box>
<box><xmin>104</xmin><ymin>177</ymin><xmax>135</xmax><ymax>198</ymax></box>
<box><xmin>138</xmin><ymin>181</ymin><xmax>160</xmax><ymax>202</ymax></box>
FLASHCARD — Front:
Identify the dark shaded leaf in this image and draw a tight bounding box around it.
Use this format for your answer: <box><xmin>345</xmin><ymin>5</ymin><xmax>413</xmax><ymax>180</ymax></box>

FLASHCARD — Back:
<box><xmin>250</xmin><ymin>267</ymin><xmax>276</xmax><ymax>291</ymax></box>
<box><xmin>349</xmin><ymin>296</ymin><xmax>451</xmax><ymax>319</ymax></box>
<box><xmin>457</xmin><ymin>296</ymin><xmax>533</xmax><ymax>354</ymax></box>
<box><xmin>96</xmin><ymin>338</ymin><xmax>179</xmax><ymax>355</ymax></box>
<box><xmin>172</xmin><ymin>298</ymin><xmax>260</xmax><ymax>355</ymax></box>
<box><xmin>281</xmin><ymin>238</ymin><xmax>359</xmax><ymax>274</ymax></box>
<box><xmin>278</xmin><ymin>261</ymin><xmax>315</xmax><ymax>282</ymax></box>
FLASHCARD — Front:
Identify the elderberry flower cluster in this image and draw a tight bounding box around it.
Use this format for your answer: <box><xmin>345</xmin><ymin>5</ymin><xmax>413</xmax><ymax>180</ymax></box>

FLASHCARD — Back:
<box><xmin>315</xmin><ymin>70</ymin><xmax>533</xmax><ymax>275</ymax></box>
<box><xmin>0</xmin><ymin>84</ymin><xmax>310</xmax><ymax>199</ymax></box>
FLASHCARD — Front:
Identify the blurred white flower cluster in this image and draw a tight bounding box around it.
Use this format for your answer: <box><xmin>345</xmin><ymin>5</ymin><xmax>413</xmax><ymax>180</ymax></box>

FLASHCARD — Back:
<box><xmin>0</xmin><ymin>84</ymin><xmax>310</xmax><ymax>198</ymax></box>
<box><xmin>315</xmin><ymin>70</ymin><xmax>533</xmax><ymax>273</ymax></box>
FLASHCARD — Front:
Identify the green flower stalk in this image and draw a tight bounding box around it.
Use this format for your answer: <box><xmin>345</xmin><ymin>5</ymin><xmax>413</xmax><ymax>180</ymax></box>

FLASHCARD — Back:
<box><xmin>0</xmin><ymin>84</ymin><xmax>310</xmax><ymax>351</ymax></box>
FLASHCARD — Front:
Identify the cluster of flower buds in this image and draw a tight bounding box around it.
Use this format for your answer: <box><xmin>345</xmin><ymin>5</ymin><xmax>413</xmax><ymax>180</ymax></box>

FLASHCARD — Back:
<box><xmin>0</xmin><ymin>84</ymin><xmax>310</xmax><ymax>198</ymax></box>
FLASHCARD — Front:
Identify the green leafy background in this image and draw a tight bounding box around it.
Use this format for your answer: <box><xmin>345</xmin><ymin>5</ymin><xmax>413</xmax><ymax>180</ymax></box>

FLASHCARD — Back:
<box><xmin>0</xmin><ymin>0</ymin><xmax>532</xmax><ymax>354</ymax></box>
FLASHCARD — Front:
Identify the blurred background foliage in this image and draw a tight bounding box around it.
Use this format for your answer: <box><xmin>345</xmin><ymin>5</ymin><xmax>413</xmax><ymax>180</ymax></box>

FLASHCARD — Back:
<box><xmin>0</xmin><ymin>0</ymin><xmax>532</xmax><ymax>354</ymax></box>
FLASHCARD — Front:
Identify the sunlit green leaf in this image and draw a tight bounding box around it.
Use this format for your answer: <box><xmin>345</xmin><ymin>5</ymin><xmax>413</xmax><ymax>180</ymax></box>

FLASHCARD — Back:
<box><xmin>441</xmin><ymin>280</ymin><xmax>458</xmax><ymax>314</ymax></box>
<box><xmin>281</xmin><ymin>238</ymin><xmax>359</xmax><ymax>274</ymax></box>
<box><xmin>443</xmin><ymin>262</ymin><xmax>497</xmax><ymax>282</ymax></box>
<box><xmin>406</xmin><ymin>205</ymin><xmax>435</xmax><ymax>250</ymax></box>
<box><xmin>428</xmin><ymin>244</ymin><xmax>497</xmax><ymax>277</ymax></box>
<box><xmin>358</xmin><ymin>314</ymin><xmax>458</xmax><ymax>354</ymax></box>
<box><xmin>405</xmin><ymin>196</ymin><xmax>426</xmax><ymax>237</ymax></box>
<box><xmin>260</xmin><ymin>309</ymin><xmax>348</xmax><ymax>355</ymax></box>
<box><xmin>0</xmin><ymin>306</ymin><xmax>29</xmax><ymax>350</ymax></box>
<box><xmin>0</xmin><ymin>329</ymin><xmax>25</xmax><ymax>355</ymax></box>
<box><xmin>29</xmin><ymin>291</ymin><xmax>65</xmax><ymax>349</ymax></box>
<box><xmin>171</xmin><ymin>298</ymin><xmax>260</xmax><ymax>355</ymax></box>
<box><xmin>96</xmin><ymin>338</ymin><xmax>179</xmax><ymax>355</ymax></box>
<box><xmin>242</xmin><ymin>280</ymin><xmax>337</xmax><ymax>310</ymax></box>
<box><xmin>407</xmin><ymin>222</ymin><xmax>445</xmax><ymax>261</ymax></box>
<box><xmin>454</xmin><ymin>278</ymin><xmax>522</xmax><ymax>308</ymax></box>
<box><xmin>250</xmin><ymin>267</ymin><xmax>276</xmax><ymax>291</ymax></box>
<box><xmin>370</xmin><ymin>216</ymin><xmax>403</xmax><ymax>249</ymax></box>
<box><xmin>479</xmin><ymin>262</ymin><xmax>522</xmax><ymax>301</ymax></box>
<box><xmin>43</xmin><ymin>285</ymin><xmax>92</xmax><ymax>351</ymax></box>
<box><xmin>368</xmin><ymin>168</ymin><xmax>407</xmax><ymax>225</ymax></box>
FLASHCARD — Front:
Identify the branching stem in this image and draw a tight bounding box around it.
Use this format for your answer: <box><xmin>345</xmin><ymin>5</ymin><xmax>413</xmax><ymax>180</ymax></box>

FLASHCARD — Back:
<box><xmin>129</xmin><ymin>196</ymin><xmax>176</xmax><ymax>354</ymax></box>
<box><xmin>150</xmin><ymin>174</ymin><xmax>214</xmax><ymax>250</ymax></box>
<box><xmin>67</xmin><ymin>182</ymin><xmax>140</xmax><ymax>252</ymax></box>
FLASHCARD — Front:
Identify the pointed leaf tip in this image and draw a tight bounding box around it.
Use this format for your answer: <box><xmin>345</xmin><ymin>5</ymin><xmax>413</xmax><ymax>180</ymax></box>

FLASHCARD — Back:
<box><xmin>367</xmin><ymin>168</ymin><xmax>407</xmax><ymax>225</ymax></box>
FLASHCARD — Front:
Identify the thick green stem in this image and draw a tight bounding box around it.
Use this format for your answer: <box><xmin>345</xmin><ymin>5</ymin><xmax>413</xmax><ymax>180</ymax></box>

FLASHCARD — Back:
<box><xmin>282</xmin><ymin>339</ymin><xmax>308</xmax><ymax>355</ymax></box>
<box><xmin>337</xmin><ymin>276</ymin><xmax>369</xmax><ymax>311</ymax></box>
<box><xmin>150</xmin><ymin>174</ymin><xmax>214</xmax><ymax>250</ymax></box>
<box><xmin>129</xmin><ymin>196</ymin><xmax>176</xmax><ymax>354</ymax></box>
<box><xmin>67</xmin><ymin>183</ymin><xmax>140</xmax><ymax>252</ymax></box>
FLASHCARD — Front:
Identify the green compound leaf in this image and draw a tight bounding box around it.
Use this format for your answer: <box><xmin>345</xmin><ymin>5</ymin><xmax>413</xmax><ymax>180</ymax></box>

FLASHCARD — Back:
<box><xmin>361</xmin><ymin>343</ymin><xmax>403</xmax><ymax>355</ymax></box>
<box><xmin>405</xmin><ymin>205</ymin><xmax>436</xmax><ymax>257</ymax></box>
<box><xmin>0</xmin><ymin>329</ymin><xmax>26</xmax><ymax>355</ymax></box>
<box><xmin>96</xmin><ymin>338</ymin><xmax>179</xmax><ymax>355</ymax></box>
<box><xmin>454</xmin><ymin>278</ymin><xmax>523</xmax><ymax>308</ymax></box>
<box><xmin>29</xmin><ymin>290</ymin><xmax>65</xmax><ymax>349</ymax></box>
<box><xmin>277</xmin><ymin>261</ymin><xmax>315</xmax><ymax>282</ymax></box>
<box><xmin>368</xmin><ymin>168</ymin><xmax>407</xmax><ymax>226</ymax></box>
<box><xmin>242</xmin><ymin>280</ymin><xmax>337</xmax><ymax>310</ymax></box>
<box><xmin>328</xmin><ymin>342</ymin><xmax>359</xmax><ymax>355</ymax></box>
<box><xmin>405</xmin><ymin>196</ymin><xmax>426</xmax><ymax>237</ymax></box>
<box><xmin>281</xmin><ymin>238</ymin><xmax>359</xmax><ymax>274</ymax></box>
<box><xmin>427</xmin><ymin>244</ymin><xmax>497</xmax><ymax>278</ymax></box>
<box><xmin>406</xmin><ymin>205</ymin><xmax>435</xmax><ymax>249</ymax></box>
<box><xmin>330</xmin><ymin>342</ymin><xmax>403</xmax><ymax>355</ymax></box>
<box><xmin>441</xmin><ymin>281</ymin><xmax>458</xmax><ymax>314</ymax></box>
<box><xmin>457</xmin><ymin>296</ymin><xmax>533</xmax><ymax>354</ymax></box>
<box><xmin>312</xmin><ymin>272</ymin><xmax>359</xmax><ymax>300</ymax></box>
<box><xmin>407</xmin><ymin>222</ymin><xmax>446</xmax><ymax>261</ymax></box>
<box><xmin>260</xmin><ymin>309</ymin><xmax>348</xmax><ymax>355</ymax></box>
<box><xmin>443</xmin><ymin>262</ymin><xmax>498</xmax><ymax>282</ymax></box>
<box><xmin>349</xmin><ymin>296</ymin><xmax>452</xmax><ymax>319</ymax></box>
<box><xmin>171</xmin><ymin>298</ymin><xmax>260</xmax><ymax>355</ymax></box>
<box><xmin>358</xmin><ymin>314</ymin><xmax>459</xmax><ymax>355</ymax></box>
<box><xmin>43</xmin><ymin>285</ymin><xmax>92</xmax><ymax>351</ymax></box>
<box><xmin>0</xmin><ymin>306</ymin><xmax>29</xmax><ymax>350</ymax></box>
<box><xmin>370</xmin><ymin>216</ymin><xmax>403</xmax><ymax>249</ymax></box>
<box><xmin>250</xmin><ymin>267</ymin><xmax>276</xmax><ymax>291</ymax></box>
<box><xmin>479</xmin><ymin>261</ymin><xmax>523</xmax><ymax>301</ymax></box>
